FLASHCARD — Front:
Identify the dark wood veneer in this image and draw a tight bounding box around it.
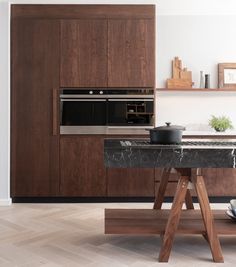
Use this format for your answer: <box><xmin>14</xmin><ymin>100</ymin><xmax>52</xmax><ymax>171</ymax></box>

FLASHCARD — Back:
<box><xmin>11</xmin><ymin>5</ymin><xmax>155</xmax><ymax>19</ymax></box>
<box><xmin>60</xmin><ymin>19</ymin><xmax>108</xmax><ymax>87</ymax></box>
<box><xmin>108</xmin><ymin>19</ymin><xmax>155</xmax><ymax>87</ymax></box>
<box><xmin>60</xmin><ymin>136</ymin><xmax>107</xmax><ymax>197</ymax></box>
<box><xmin>107</xmin><ymin>168</ymin><xmax>155</xmax><ymax>197</ymax></box>
<box><xmin>11</xmin><ymin>19</ymin><xmax>60</xmax><ymax>196</ymax></box>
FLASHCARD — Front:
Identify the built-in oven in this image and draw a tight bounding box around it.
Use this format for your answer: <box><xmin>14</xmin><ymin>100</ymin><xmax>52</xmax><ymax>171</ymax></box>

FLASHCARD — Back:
<box><xmin>60</xmin><ymin>90</ymin><xmax>106</xmax><ymax>126</ymax></box>
<box><xmin>60</xmin><ymin>88</ymin><xmax>154</xmax><ymax>134</ymax></box>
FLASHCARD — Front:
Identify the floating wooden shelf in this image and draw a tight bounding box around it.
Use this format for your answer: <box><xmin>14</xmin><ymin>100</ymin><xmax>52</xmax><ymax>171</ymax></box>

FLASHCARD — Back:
<box><xmin>156</xmin><ymin>88</ymin><xmax>236</xmax><ymax>92</ymax></box>
<box><xmin>105</xmin><ymin>209</ymin><xmax>236</xmax><ymax>235</ymax></box>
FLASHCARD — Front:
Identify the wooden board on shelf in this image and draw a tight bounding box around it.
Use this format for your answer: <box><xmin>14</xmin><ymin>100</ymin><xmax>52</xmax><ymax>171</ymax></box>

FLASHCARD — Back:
<box><xmin>166</xmin><ymin>78</ymin><xmax>193</xmax><ymax>89</ymax></box>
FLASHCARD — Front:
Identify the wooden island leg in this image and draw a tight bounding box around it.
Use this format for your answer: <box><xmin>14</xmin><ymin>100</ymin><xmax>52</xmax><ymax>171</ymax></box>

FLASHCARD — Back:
<box><xmin>193</xmin><ymin>169</ymin><xmax>224</xmax><ymax>263</ymax></box>
<box><xmin>158</xmin><ymin>173</ymin><xmax>190</xmax><ymax>262</ymax></box>
<box><xmin>153</xmin><ymin>168</ymin><xmax>171</xmax><ymax>209</ymax></box>
<box><xmin>185</xmin><ymin>189</ymin><xmax>194</xmax><ymax>209</ymax></box>
<box><xmin>154</xmin><ymin>168</ymin><xmax>194</xmax><ymax>210</ymax></box>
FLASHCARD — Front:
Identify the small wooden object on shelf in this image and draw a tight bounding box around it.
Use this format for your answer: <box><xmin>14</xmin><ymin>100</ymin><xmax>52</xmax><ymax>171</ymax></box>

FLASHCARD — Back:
<box><xmin>167</xmin><ymin>57</ymin><xmax>194</xmax><ymax>89</ymax></box>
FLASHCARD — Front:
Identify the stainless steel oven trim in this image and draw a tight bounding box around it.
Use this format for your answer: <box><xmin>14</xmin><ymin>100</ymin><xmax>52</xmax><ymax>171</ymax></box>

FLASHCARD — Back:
<box><xmin>107</xmin><ymin>95</ymin><xmax>154</xmax><ymax>99</ymax></box>
<box><xmin>60</xmin><ymin>95</ymin><xmax>108</xmax><ymax>99</ymax></box>
<box><xmin>60</xmin><ymin>94</ymin><xmax>154</xmax><ymax>99</ymax></box>
<box><xmin>61</xmin><ymin>99</ymin><xmax>106</xmax><ymax>102</ymax></box>
<box><xmin>60</xmin><ymin>125</ymin><xmax>152</xmax><ymax>135</ymax></box>
<box><xmin>108</xmin><ymin>99</ymin><xmax>153</xmax><ymax>102</ymax></box>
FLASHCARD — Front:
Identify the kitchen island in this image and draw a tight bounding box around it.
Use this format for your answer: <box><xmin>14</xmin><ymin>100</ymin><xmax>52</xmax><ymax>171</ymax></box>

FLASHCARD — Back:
<box><xmin>104</xmin><ymin>139</ymin><xmax>236</xmax><ymax>262</ymax></box>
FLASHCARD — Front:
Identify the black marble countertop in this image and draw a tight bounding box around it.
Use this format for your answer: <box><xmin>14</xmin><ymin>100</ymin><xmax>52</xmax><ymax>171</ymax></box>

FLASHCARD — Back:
<box><xmin>104</xmin><ymin>138</ymin><xmax>236</xmax><ymax>168</ymax></box>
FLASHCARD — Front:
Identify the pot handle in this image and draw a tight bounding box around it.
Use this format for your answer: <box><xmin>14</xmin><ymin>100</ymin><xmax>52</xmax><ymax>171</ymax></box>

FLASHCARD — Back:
<box><xmin>165</xmin><ymin>122</ymin><xmax>171</xmax><ymax>126</ymax></box>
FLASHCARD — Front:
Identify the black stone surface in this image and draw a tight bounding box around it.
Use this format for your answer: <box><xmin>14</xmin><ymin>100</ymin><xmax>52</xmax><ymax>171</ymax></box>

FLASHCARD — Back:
<box><xmin>104</xmin><ymin>139</ymin><xmax>236</xmax><ymax>168</ymax></box>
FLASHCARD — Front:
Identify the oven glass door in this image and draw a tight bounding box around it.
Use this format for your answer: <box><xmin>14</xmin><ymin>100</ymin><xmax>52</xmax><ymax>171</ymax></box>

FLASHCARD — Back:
<box><xmin>107</xmin><ymin>98</ymin><xmax>153</xmax><ymax>126</ymax></box>
<box><xmin>61</xmin><ymin>99</ymin><xmax>107</xmax><ymax>125</ymax></box>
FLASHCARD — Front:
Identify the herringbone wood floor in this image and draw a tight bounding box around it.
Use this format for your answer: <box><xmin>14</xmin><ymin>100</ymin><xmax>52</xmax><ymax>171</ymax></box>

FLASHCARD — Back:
<box><xmin>0</xmin><ymin>203</ymin><xmax>235</xmax><ymax>267</ymax></box>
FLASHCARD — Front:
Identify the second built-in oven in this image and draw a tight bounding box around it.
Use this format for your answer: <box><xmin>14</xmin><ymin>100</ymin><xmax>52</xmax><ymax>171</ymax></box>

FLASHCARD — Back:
<box><xmin>107</xmin><ymin>94</ymin><xmax>154</xmax><ymax>126</ymax></box>
<box><xmin>60</xmin><ymin>89</ymin><xmax>154</xmax><ymax>134</ymax></box>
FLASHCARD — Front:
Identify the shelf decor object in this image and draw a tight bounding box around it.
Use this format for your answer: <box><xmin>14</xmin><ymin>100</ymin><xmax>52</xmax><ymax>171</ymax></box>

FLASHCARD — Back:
<box><xmin>209</xmin><ymin>115</ymin><xmax>233</xmax><ymax>132</ymax></box>
<box><xmin>205</xmin><ymin>74</ymin><xmax>210</xmax><ymax>88</ymax></box>
<box><xmin>166</xmin><ymin>57</ymin><xmax>194</xmax><ymax>89</ymax></box>
<box><xmin>218</xmin><ymin>63</ymin><xmax>236</xmax><ymax>89</ymax></box>
<box><xmin>199</xmin><ymin>70</ymin><xmax>205</xmax><ymax>88</ymax></box>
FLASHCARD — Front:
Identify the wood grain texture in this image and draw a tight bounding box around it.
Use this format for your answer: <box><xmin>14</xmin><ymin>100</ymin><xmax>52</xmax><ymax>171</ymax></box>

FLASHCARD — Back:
<box><xmin>203</xmin><ymin>168</ymin><xmax>236</xmax><ymax>196</ymax></box>
<box><xmin>155</xmin><ymin>168</ymin><xmax>179</xmax><ymax>182</ymax></box>
<box><xmin>105</xmin><ymin>208</ymin><xmax>236</xmax><ymax>235</ymax></box>
<box><xmin>107</xmin><ymin>168</ymin><xmax>155</xmax><ymax>197</ymax></box>
<box><xmin>108</xmin><ymin>19</ymin><xmax>155</xmax><ymax>87</ymax></box>
<box><xmin>52</xmin><ymin>88</ymin><xmax>59</xmax><ymax>136</ymax></box>
<box><xmin>60</xmin><ymin>19</ymin><xmax>107</xmax><ymax>87</ymax></box>
<box><xmin>11</xmin><ymin>4</ymin><xmax>155</xmax><ymax>19</ymax></box>
<box><xmin>193</xmin><ymin>175</ymin><xmax>224</xmax><ymax>263</ymax></box>
<box><xmin>185</xmin><ymin>189</ymin><xmax>194</xmax><ymax>209</ymax></box>
<box><xmin>158</xmin><ymin>175</ymin><xmax>189</xmax><ymax>262</ymax></box>
<box><xmin>155</xmin><ymin>181</ymin><xmax>178</xmax><ymax>197</ymax></box>
<box><xmin>60</xmin><ymin>136</ymin><xmax>106</xmax><ymax>197</ymax></box>
<box><xmin>153</xmin><ymin>168</ymin><xmax>171</xmax><ymax>209</ymax></box>
<box><xmin>11</xmin><ymin>19</ymin><xmax>60</xmax><ymax>197</ymax></box>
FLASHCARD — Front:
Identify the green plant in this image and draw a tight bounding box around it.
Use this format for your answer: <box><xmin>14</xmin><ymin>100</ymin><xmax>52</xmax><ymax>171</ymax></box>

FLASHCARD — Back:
<box><xmin>209</xmin><ymin>115</ymin><xmax>233</xmax><ymax>132</ymax></box>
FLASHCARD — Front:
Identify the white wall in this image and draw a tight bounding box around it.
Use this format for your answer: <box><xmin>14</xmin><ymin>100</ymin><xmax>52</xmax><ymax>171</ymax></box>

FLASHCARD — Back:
<box><xmin>157</xmin><ymin>15</ymin><xmax>236</xmax><ymax>88</ymax></box>
<box><xmin>156</xmin><ymin>14</ymin><xmax>236</xmax><ymax>128</ymax></box>
<box><xmin>1</xmin><ymin>0</ymin><xmax>236</xmax><ymax>203</ymax></box>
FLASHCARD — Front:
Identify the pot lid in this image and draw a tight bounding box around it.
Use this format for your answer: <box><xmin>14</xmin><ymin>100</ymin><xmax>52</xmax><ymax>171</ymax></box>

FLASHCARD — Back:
<box><xmin>152</xmin><ymin>122</ymin><xmax>186</xmax><ymax>131</ymax></box>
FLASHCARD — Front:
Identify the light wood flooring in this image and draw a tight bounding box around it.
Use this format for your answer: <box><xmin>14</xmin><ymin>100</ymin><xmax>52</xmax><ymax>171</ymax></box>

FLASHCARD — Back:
<box><xmin>0</xmin><ymin>203</ymin><xmax>235</xmax><ymax>267</ymax></box>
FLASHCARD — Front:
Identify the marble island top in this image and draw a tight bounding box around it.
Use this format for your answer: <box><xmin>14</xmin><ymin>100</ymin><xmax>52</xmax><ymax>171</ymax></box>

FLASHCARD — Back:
<box><xmin>104</xmin><ymin>138</ymin><xmax>236</xmax><ymax>169</ymax></box>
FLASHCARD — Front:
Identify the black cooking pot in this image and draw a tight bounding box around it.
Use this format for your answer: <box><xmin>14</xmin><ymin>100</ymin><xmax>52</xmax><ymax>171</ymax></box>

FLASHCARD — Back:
<box><xmin>146</xmin><ymin>122</ymin><xmax>186</xmax><ymax>144</ymax></box>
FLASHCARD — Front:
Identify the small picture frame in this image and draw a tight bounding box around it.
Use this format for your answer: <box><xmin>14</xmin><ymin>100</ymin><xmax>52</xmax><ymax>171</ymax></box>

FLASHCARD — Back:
<box><xmin>218</xmin><ymin>63</ymin><xmax>236</xmax><ymax>89</ymax></box>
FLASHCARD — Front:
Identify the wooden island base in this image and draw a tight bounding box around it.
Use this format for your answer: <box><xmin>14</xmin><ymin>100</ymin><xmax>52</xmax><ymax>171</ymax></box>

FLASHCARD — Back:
<box><xmin>105</xmin><ymin>209</ymin><xmax>236</xmax><ymax>235</ymax></box>
<box><xmin>104</xmin><ymin>168</ymin><xmax>233</xmax><ymax>263</ymax></box>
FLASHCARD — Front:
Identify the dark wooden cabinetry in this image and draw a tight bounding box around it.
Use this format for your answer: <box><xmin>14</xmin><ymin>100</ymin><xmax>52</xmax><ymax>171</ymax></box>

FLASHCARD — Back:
<box><xmin>11</xmin><ymin>4</ymin><xmax>155</xmax><ymax>199</ymax></box>
<box><xmin>60</xmin><ymin>136</ymin><xmax>106</xmax><ymax>196</ymax></box>
<box><xmin>108</xmin><ymin>19</ymin><xmax>155</xmax><ymax>87</ymax></box>
<box><xmin>11</xmin><ymin>19</ymin><xmax>60</xmax><ymax>196</ymax></box>
<box><xmin>60</xmin><ymin>20</ymin><xmax>108</xmax><ymax>87</ymax></box>
<box><xmin>59</xmin><ymin>136</ymin><xmax>154</xmax><ymax>197</ymax></box>
<box><xmin>203</xmin><ymin>169</ymin><xmax>236</xmax><ymax>196</ymax></box>
<box><xmin>60</xmin><ymin>18</ymin><xmax>155</xmax><ymax>88</ymax></box>
<box><xmin>107</xmin><ymin>168</ymin><xmax>155</xmax><ymax>197</ymax></box>
<box><xmin>155</xmin><ymin>168</ymin><xmax>236</xmax><ymax>197</ymax></box>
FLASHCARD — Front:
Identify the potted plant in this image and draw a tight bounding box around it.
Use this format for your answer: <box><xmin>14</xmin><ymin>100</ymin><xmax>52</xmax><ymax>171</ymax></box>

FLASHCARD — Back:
<box><xmin>209</xmin><ymin>115</ymin><xmax>233</xmax><ymax>132</ymax></box>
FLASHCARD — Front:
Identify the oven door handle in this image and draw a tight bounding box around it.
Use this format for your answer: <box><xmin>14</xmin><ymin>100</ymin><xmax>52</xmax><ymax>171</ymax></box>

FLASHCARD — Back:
<box><xmin>108</xmin><ymin>99</ymin><xmax>153</xmax><ymax>102</ymax></box>
<box><xmin>107</xmin><ymin>95</ymin><xmax>154</xmax><ymax>99</ymax></box>
<box><xmin>61</xmin><ymin>99</ymin><xmax>107</xmax><ymax>102</ymax></box>
<box><xmin>60</xmin><ymin>94</ymin><xmax>108</xmax><ymax>99</ymax></box>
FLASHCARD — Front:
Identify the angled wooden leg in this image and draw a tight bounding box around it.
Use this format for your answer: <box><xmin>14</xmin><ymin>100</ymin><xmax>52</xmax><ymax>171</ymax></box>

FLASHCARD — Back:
<box><xmin>193</xmin><ymin>173</ymin><xmax>224</xmax><ymax>263</ymax></box>
<box><xmin>158</xmin><ymin>175</ymin><xmax>189</xmax><ymax>262</ymax></box>
<box><xmin>185</xmin><ymin>189</ymin><xmax>194</xmax><ymax>209</ymax></box>
<box><xmin>153</xmin><ymin>168</ymin><xmax>171</xmax><ymax>209</ymax></box>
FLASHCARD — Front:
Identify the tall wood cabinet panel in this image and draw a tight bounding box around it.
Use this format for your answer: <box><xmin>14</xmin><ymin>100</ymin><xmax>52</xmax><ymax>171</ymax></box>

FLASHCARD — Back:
<box><xmin>60</xmin><ymin>20</ymin><xmax>108</xmax><ymax>87</ymax></box>
<box><xmin>11</xmin><ymin>19</ymin><xmax>60</xmax><ymax>196</ymax></box>
<box><xmin>60</xmin><ymin>136</ymin><xmax>106</xmax><ymax>196</ymax></box>
<box><xmin>108</xmin><ymin>19</ymin><xmax>155</xmax><ymax>87</ymax></box>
